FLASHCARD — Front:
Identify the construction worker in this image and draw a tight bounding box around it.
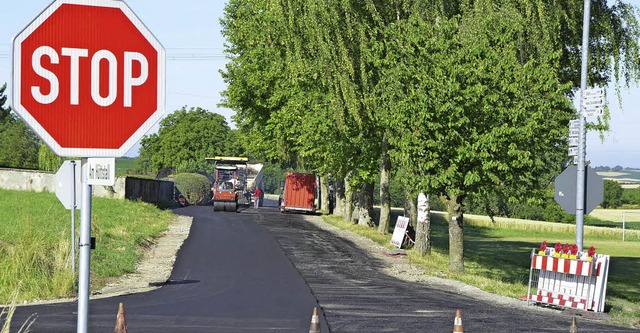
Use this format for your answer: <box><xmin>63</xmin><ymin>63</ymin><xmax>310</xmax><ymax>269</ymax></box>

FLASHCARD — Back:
<box><xmin>253</xmin><ymin>187</ymin><xmax>262</xmax><ymax>209</ymax></box>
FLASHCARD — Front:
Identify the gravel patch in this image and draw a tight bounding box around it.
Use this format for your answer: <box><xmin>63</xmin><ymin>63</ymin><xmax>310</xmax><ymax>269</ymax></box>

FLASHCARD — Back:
<box><xmin>93</xmin><ymin>215</ymin><xmax>193</xmax><ymax>297</ymax></box>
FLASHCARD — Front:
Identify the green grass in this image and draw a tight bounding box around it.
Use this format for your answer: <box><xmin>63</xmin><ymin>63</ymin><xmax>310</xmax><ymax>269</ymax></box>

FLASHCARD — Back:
<box><xmin>0</xmin><ymin>189</ymin><xmax>173</xmax><ymax>304</ymax></box>
<box><xmin>323</xmin><ymin>209</ymin><xmax>640</xmax><ymax>328</ymax></box>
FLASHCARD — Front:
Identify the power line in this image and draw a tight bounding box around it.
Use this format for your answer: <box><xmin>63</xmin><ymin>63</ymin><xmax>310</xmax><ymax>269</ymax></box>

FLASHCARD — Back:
<box><xmin>0</xmin><ymin>52</ymin><xmax>227</xmax><ymax>61</ymax></box>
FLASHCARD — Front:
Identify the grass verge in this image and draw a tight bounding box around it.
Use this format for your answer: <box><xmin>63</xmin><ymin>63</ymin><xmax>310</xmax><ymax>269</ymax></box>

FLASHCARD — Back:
<box><xmin>0</xmin><ymin>189</ymin><xmax>174</xmax><ymax>304</ymax></box>
<box><xmin>322</xmin><ymin>209</ymin><xmax>640</xmax><ymax>328</ymax></box>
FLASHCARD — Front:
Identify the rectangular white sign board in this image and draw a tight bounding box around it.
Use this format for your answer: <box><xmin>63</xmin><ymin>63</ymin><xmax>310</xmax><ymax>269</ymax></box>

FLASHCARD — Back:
<box><xmin>568</xmin><ymin>147</ymin><xmax>579</xmax><ymax>156</ymax></box>
<box><xmin>568</xmin><ymin>137</ymin><xmax>579</xmax><ymax>147</ymax></box>
<box><xmin>83</xmin><ymin>158</ymin><xmax>116</xmax><ymax>186</ymax></box>
<box><xmin>390</xmin><ymin>216</ymin><xmax>410</xmax><ymax>248</ymax></box>
<box><xmin>569</xmin><ymin>119</ymin><xmax>579</xmax><ymax>129</ymax></box>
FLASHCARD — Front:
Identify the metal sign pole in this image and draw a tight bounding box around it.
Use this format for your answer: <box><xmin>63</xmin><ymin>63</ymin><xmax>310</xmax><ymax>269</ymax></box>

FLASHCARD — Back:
<box><xmin>576</xmin><ymin>0</ymin><xmax>591</xmax><ymax>252</ymax></box>
<box><xmin>77</xmin><ymin>159</ymin><xmax>92</xmax><ymax>333</ymax></box>
<box><xmin>71</xmin><ymin>160</ymin><xmax>77</xmax><ymax>283</ymax></box>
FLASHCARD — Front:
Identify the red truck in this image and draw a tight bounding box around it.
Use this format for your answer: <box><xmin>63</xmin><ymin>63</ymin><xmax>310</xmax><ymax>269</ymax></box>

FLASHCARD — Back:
<box><xmin>279</xmin><ymin>172</ymin><xmax>318</xmax><ymax>213</ymax></box>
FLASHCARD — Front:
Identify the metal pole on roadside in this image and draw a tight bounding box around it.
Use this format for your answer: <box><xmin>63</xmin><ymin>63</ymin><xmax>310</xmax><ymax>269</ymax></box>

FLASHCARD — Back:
<box><xmin>576</xmin><ymin>0</ymin><xmax>591</xmax><ymax>252</ymax></box>
<box><xmin>77</xmin><ymin>159</ymin><xmax>92</xmax><ymax>333</ymax></box>
<box><xmin>623</xmin><ymin>211</ymin><xmax>626</xmax><ymax>242</ymax></box>
<box><xmin>71</xmin><ymin>160</ymin><xmax>77</xmax><ymax>283</ymax></box>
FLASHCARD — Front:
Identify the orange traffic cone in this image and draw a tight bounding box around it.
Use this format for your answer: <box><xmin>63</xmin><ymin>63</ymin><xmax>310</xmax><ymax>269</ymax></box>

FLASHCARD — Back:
<box><xmin>569</xmin><ymin>317</ymin><xmax>578</xmax><ymax>333</ymax></box>
<box><xmin>453</xmin><ymin>309</ymin><xmax>463</xmax><ymax>333</ymax></box>
<box><xmin>114</xmin><ymin>302</ymin><xmax>128</xmax><ymax>333</ymax></box>
<box><xmin>309</xmin><ymin>307</ymin><xmax>320</xmax><ymax>333</ymax></box>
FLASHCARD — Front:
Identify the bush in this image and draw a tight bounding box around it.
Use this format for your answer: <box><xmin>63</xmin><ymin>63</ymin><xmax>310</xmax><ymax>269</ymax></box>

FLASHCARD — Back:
<box><xmin>174</xmin><ymin>173</ymin><xmax>211</xmax><ymax>205</ymax></box>
<box><xmin>602</xmin><ymin>180</ymin><xmax>623</xmax><ymax>208</ymax></box>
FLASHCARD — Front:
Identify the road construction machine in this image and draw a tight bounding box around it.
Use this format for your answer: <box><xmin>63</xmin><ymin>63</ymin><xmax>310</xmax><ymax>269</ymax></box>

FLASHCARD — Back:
<box><xmin>206</xmin><ymin>156</ymin><xmax>248</xmax><ymax>212</ymax></box>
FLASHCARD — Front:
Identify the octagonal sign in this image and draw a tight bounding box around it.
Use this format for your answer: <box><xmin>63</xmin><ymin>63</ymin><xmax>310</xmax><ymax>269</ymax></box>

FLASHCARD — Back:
<box><xmin>554</xmin><ymin>165</ymin><xmax>604</xmax><ymax>215</ymax></box>
<box><xmin>12</xmin><ymin>0</ymin><xmax>165</xmax><ymax>157</ymax></box>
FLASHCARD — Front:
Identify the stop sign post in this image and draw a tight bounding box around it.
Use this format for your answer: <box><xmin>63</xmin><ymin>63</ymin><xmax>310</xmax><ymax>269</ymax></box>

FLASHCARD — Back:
<box><xmin>12</xmin><ymin>1</ymin><xmax>164</xmax><ymax>332</ymax></box>
<box><xmin>555</xmin><ymin>165</ymin><xmax>604</xmax><ymax>258</ymax></box>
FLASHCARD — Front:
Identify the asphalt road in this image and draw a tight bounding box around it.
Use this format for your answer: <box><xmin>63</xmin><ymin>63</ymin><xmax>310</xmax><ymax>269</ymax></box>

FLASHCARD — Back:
<box><xmin>10</xmin><ymin>204</ymin><xmax>328</xmax><ymax>332</ymax></box>
<box><xmin>254</xmin><ymin>207</ymin><xmax>638</xmax><ymax>333</ymax></box>
<box><xmin>9</xmin><ymin>203</ymin><xmax>638</xmax><ymax>332</ymax></box>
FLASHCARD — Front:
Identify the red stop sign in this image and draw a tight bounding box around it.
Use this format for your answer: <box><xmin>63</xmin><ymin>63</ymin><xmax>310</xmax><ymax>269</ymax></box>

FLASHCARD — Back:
<box><xmin>12</xmin><ymin>0</ymin><xmax>165</xmax><ymax>157</ymax></box>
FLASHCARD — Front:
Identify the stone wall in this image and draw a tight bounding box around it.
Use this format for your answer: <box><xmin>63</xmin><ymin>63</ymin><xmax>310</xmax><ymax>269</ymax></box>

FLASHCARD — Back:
<box><xmin>0</xmin><ymin>168</ymin><xmax>126</xmax><ymax>199</ymax></box>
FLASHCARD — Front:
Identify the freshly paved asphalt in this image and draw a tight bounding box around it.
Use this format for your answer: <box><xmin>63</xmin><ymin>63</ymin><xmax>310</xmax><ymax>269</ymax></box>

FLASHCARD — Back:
<box><xmin>8</xmin><ymin>202</ymin><xmax>639</xmax><ymax>332</ymax></box>
<box><xmin>10</xmin><ymin>204</ymin><xmax>329</xmax><ymax>332</ymax></box>
<box><xmin>255</xmin><ymin>207</ymin><xmax>638</xmax><ymax>333</ymax></box>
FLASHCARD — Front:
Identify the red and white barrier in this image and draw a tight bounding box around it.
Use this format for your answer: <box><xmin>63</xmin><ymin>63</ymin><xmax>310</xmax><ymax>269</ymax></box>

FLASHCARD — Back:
<box><xmin>527</xmin><ymin>248</ymin><xmax>610</xmax><ymax>313</ymax></box>
<box><xmin>531</xmin><ymin>255</ymin><xmax>593</xmax><ymax>276</ymax></box>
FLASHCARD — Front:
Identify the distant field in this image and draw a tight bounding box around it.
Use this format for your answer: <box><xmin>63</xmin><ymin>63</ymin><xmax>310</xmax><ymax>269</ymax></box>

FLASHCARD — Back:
<box><xmin>597</xmin><ymin>168</ymin><xmax>640</xmax><ymax>188</ymax></box>
<box><xmin>589</xmin><ymin>209</ymin><xmax>640</xmax><ymax>223</ymax></box>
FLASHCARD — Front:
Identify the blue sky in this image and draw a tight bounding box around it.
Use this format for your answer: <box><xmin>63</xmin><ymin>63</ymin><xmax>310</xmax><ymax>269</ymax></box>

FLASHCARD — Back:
<box><xmin>2</xmin><ymin>1</ymin><xmax>638</xmax><ymax>167</ymax></box>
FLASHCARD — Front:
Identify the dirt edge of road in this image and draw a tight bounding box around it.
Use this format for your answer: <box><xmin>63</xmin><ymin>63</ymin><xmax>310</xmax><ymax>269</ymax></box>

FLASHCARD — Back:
<box><xmin>297</xmin><ymin>214</ymin><xmax>574</xmax><ymax>317</ymax></box>
<box><xmin>92</xmin><ymin>214</ymin><xmax>193</xmax><ymax>298</ymax></box>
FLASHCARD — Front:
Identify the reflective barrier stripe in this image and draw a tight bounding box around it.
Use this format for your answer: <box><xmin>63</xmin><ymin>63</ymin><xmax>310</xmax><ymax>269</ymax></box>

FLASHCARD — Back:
<box><xmin>531</xmin><ymin>255</ymin><xmax>592</xmax><ymax>276</ymax></box>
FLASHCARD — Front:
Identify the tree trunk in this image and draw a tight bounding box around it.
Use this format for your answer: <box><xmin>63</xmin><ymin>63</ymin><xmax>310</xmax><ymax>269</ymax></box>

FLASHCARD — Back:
<box><xmin>415</xmin><ymin>193</ymin><xmax>431</xmax><ymax>256</ymax></box>
<box><xmin>344</xmin><ymin>174</ymin><xmax>354</xmax><ymax>223</ymax></box>
<box><xmin>405</xmin><ymin>190</ymin><xmax>417</xmax><ymax>228</ymax></box>
<box><xmin>334</xmin><ymin>178</ymin><xmax>345</xmax><ymax>216</ymax></box>
<box><xmin>320</xmin><ymin>175</ymin><xmax>330</xmax><ymax>213</ymax></box>
<box><xmin>442</xmin><ymin>194</ymin><xmax>464</xmax><ymax>273</ymax></box>
<box><xmin>358</xmin><ymin>182</ymin><xmax>375</xmax><ymax>226</ymax></box>
<box><xmin>378</xmin><ymin>133</ymin><xmax>391</xmax><ymax>234</ymax></box>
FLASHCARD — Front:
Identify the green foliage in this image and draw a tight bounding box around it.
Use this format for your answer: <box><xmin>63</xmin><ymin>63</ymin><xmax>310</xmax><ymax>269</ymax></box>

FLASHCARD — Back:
<box><xmin>620</xmin><ymin>188</ymin><xmax>638</xmax><ymax>206</ymax></box>
<box><xmin>602</xmin><ymin>179</ymin><xmax>624</xmax><ymax>208</ymax></box>
<box><xmin>261</xmin><ymin>161</ymin><xmax>287</xmax><ymax>194</ymax></box>
<box><xmin>175</xmin><ymin>159</ymin><xmax>200</xmax><ymax>174</ymax></box>
<box><xmin>381</xmin><ymin>5</ymin><xmax>573</xmax><ymax>209</ymax></box>
<box><xmin>37</xmin><ymin>144</ymin><xmax>63</xmax><ymax>172</ymax></box>
<box><xmin>136</xmin><ymin>106</ymin><xmax>235</xmax><ymax>175</ymax></box>
<box><xmin>221</xmin><ymin>0</ymin><xmax>640</xmax><ymax>197</ymax></box>
<box><xmin>173</xmin><ymin>173</ymin><xmax>211</xmax><ymax>205</ymax></box>
<box><xmin>0</xmin><ymin>83</ymin><xmax>39</xmax><ymax>170</ymax></box>
<box><xmin>0</xmin><ymin>121</ymin><xmax>39</xmax><ymax>170</ymax></box>
<box><xmin>0</xmin><ymin>83</ymin><xmax>9</xmax><ymax>124</ymax></box>
<box><xmin>220</xmin><ymin>0</ymin><xmax>640</xmax><ymax>271</ymax></box>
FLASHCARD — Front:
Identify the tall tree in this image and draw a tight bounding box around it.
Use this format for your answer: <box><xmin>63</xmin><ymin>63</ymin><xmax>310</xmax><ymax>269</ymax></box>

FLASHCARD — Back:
<box><xmin>380</xmin><ymin>4</ymin><xmax>574</xmax><ymax>272</ymax></box>
<box><xmin>136</xmin><ymin>107</ymin><xmax>234</xmax><ymax>174</ymax></box>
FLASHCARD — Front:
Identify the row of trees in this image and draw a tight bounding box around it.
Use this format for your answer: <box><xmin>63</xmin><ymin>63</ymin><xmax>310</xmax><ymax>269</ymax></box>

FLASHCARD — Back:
<box><xmin>220</xmin><ymin>0</ymin><xmax>640</xmax><ymax>273</ymax></box>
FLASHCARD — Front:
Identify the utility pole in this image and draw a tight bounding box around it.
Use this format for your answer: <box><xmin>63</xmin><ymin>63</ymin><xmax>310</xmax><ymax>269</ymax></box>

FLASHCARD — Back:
<box><xmin>576</xmin><ymin>0</ymin><xmax>591</xmax><ymax>251</ymax></box>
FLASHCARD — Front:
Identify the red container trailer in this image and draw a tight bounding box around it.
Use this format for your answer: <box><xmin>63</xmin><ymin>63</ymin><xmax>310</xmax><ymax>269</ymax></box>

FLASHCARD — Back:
<box><xmin>279</xmin><ymin>172</ymin><xmax>318</xmax><ymax>213</ymax></box>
